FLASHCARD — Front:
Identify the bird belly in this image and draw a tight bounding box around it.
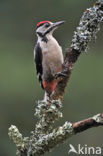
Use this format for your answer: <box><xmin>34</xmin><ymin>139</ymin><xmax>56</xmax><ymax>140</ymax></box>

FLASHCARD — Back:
<box><xmin>42</xmin><ymin>44</ymin><xmax>63</xmax><ymax>82</ymax></box>
<box><xmin>39</xmin><ymin>36</ymin><xmax>64</xmax><ymax>93</ymax></box>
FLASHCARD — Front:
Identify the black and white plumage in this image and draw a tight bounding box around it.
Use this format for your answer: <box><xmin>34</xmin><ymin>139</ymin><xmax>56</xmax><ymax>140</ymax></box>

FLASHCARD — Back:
<box><xmin>34</xmin><ymin>21</ymin><xmax>65</xmax><ymax>94</ymax></box>
<box><xmin>34</xmin><ymin>42</ymin><xmax>43</xmax><ymax>89</ymax></box>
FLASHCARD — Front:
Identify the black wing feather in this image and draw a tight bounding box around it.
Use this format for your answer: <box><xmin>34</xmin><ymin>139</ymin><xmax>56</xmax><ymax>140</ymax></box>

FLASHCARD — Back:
<box><xmin>34</xmin><ymin>42</ymin><xmax>44</xmax><ymax>89</ymax></box>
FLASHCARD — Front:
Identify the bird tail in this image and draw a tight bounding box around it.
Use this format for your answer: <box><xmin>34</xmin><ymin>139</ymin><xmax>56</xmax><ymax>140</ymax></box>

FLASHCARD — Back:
<box><xmin>44</xmin><ymin>91</ymin><xmax>50</xmax><ymax>101</ymax></box>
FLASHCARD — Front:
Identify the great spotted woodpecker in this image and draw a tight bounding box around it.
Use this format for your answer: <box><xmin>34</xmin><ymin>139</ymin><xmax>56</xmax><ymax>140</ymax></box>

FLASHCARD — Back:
<box><xmin>34</xmin><ymin>21</ymin><xmax>64</xmax><ymax>96</ymax></box>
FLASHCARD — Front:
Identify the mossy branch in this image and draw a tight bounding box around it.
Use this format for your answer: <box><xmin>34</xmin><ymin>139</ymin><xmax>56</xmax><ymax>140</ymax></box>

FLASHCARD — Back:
<box><xmin>8</xmin><ymin>0</ymin><xmax>103</xmax><ymax>156</ymax></box>
<box><xmin>8</xmin><ymin>113</ymin><xmax>103</xmax><ymax>156</ymax></box>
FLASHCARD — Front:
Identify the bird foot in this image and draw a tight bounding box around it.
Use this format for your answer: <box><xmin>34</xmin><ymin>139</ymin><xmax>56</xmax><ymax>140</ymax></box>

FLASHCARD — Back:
<box><xmin>55</xmin><ymin>72</ymin><xmax>68</xmax><ymax>79</ymax></box>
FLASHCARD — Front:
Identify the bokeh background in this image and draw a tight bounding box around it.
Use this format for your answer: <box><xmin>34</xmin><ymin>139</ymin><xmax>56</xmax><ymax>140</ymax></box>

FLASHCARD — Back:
<box><xmin>0</xmin><ymin>0</ymin><xmax>103</xmax><ymax>155</ymax></box>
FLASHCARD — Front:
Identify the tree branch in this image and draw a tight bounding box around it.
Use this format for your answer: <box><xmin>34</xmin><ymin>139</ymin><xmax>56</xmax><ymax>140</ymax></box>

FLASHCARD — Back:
<box><xmin>9</xmin><ymin>113</ymin><xmax>103</xmax><ymax>156</ymax></box>
<box><xmin>51</xmin><ymin>0</ymin><xmax>103</xmax><ymax>101</ymax></box>
<box><xmin>8</xmin><ymin>0</ymin><xmax>103</xmax><ymax>156</ymax></box>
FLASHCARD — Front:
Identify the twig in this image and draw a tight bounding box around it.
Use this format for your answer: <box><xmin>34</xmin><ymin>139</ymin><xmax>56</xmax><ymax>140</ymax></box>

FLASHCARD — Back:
<box><xmin>9</xmin><ymin>114</ymin><xmax>103</xmax><ymax>156</ymax></box>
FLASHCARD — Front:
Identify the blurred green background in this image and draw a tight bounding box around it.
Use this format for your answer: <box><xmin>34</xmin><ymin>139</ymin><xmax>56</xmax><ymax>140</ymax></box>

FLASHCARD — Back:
<box><xmin>0</xmin><ymin>0</ymin><xmax>103</xmax><ymax>155</ymax></box>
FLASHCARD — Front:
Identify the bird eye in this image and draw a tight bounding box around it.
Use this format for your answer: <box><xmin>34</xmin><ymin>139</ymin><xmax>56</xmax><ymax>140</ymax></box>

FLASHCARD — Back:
<box><xmin>45</xmin><ymin>23</ymin><xmax>50</xmax><ymax>28</ymax></box>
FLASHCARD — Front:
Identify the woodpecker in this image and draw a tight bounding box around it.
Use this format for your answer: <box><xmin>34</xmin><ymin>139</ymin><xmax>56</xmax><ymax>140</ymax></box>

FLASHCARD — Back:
<box><xmin>34</xmin><ymin>21</ymin><xmax>65</xmax><ymax>96</ymax></box>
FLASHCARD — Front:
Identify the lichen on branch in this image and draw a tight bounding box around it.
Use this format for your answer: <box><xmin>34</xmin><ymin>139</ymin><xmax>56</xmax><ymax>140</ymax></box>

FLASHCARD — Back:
<box><xmin>72</xmin><ymin>1</ymin><xmax>103</xmax><ymax>52</ymax></box>
<box><xmin>8</xmin><ymin>0</ymin><xmax>103</xmax><ymax>156</ymax></box>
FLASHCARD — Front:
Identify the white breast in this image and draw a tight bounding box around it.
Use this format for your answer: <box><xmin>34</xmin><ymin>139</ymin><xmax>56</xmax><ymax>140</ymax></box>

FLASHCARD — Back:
<box><xmin>39</xmin><ymin>35</ymin><xmax>64</xmax><ymax>80</ymax></box>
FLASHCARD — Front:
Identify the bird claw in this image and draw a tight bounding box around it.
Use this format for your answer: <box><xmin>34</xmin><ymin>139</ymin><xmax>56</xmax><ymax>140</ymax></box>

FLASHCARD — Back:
<box><xmin>55</xmin><ymin>72</ymin><xmax>67</xmax><ymax>79</ymax></box>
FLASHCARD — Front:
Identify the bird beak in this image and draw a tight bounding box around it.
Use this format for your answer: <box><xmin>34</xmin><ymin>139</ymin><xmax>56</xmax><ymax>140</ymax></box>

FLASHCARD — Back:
<box><xmin>44</xmin><ymin>21</ymin><xmax>65</xmax><ymax>36</ymax></box>
<box><xmin>52</xmin><ymin>21</ymin><xmax>65</xmax><ymax>29</ymax></box>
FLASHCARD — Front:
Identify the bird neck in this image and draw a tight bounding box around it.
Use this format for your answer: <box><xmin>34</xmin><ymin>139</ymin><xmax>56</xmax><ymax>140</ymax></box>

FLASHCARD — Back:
<box><xmin>37</xmin><ymin>33</ymin><xmax>54</xmax><ymax>43</ymax></box>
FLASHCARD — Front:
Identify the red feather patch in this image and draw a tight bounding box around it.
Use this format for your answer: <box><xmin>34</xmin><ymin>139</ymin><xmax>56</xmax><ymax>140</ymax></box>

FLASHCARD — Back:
<box><xmin>43</xmin><ymin>80</ymin><xmax>56</xmax><ymax>94</ymax></box>
<box><xmin>37</xmin><ymin>21</ymin><xmax>50</xmax><ymax>27</ymax></box>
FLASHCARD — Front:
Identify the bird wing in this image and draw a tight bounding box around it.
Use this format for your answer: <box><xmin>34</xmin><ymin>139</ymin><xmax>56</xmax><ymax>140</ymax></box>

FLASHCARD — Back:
<box><xmin>34</xmin><ymin>42</ymin><xmax>44</xmax><ymax>89</ymax></box>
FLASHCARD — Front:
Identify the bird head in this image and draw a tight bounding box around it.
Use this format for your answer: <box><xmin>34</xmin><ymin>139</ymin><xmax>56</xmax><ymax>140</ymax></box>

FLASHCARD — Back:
<box><xmin>36</xmin><ymin>21</ymin><xmax>65</xmax><ymax>37</ymax></box>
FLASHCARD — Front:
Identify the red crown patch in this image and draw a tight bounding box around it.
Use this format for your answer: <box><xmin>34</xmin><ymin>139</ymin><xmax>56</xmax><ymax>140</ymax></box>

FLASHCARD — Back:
<box><xmin>37</xmin><ymin>21</ymin><xmax>50</xmax><ymax>27</ymax></box>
